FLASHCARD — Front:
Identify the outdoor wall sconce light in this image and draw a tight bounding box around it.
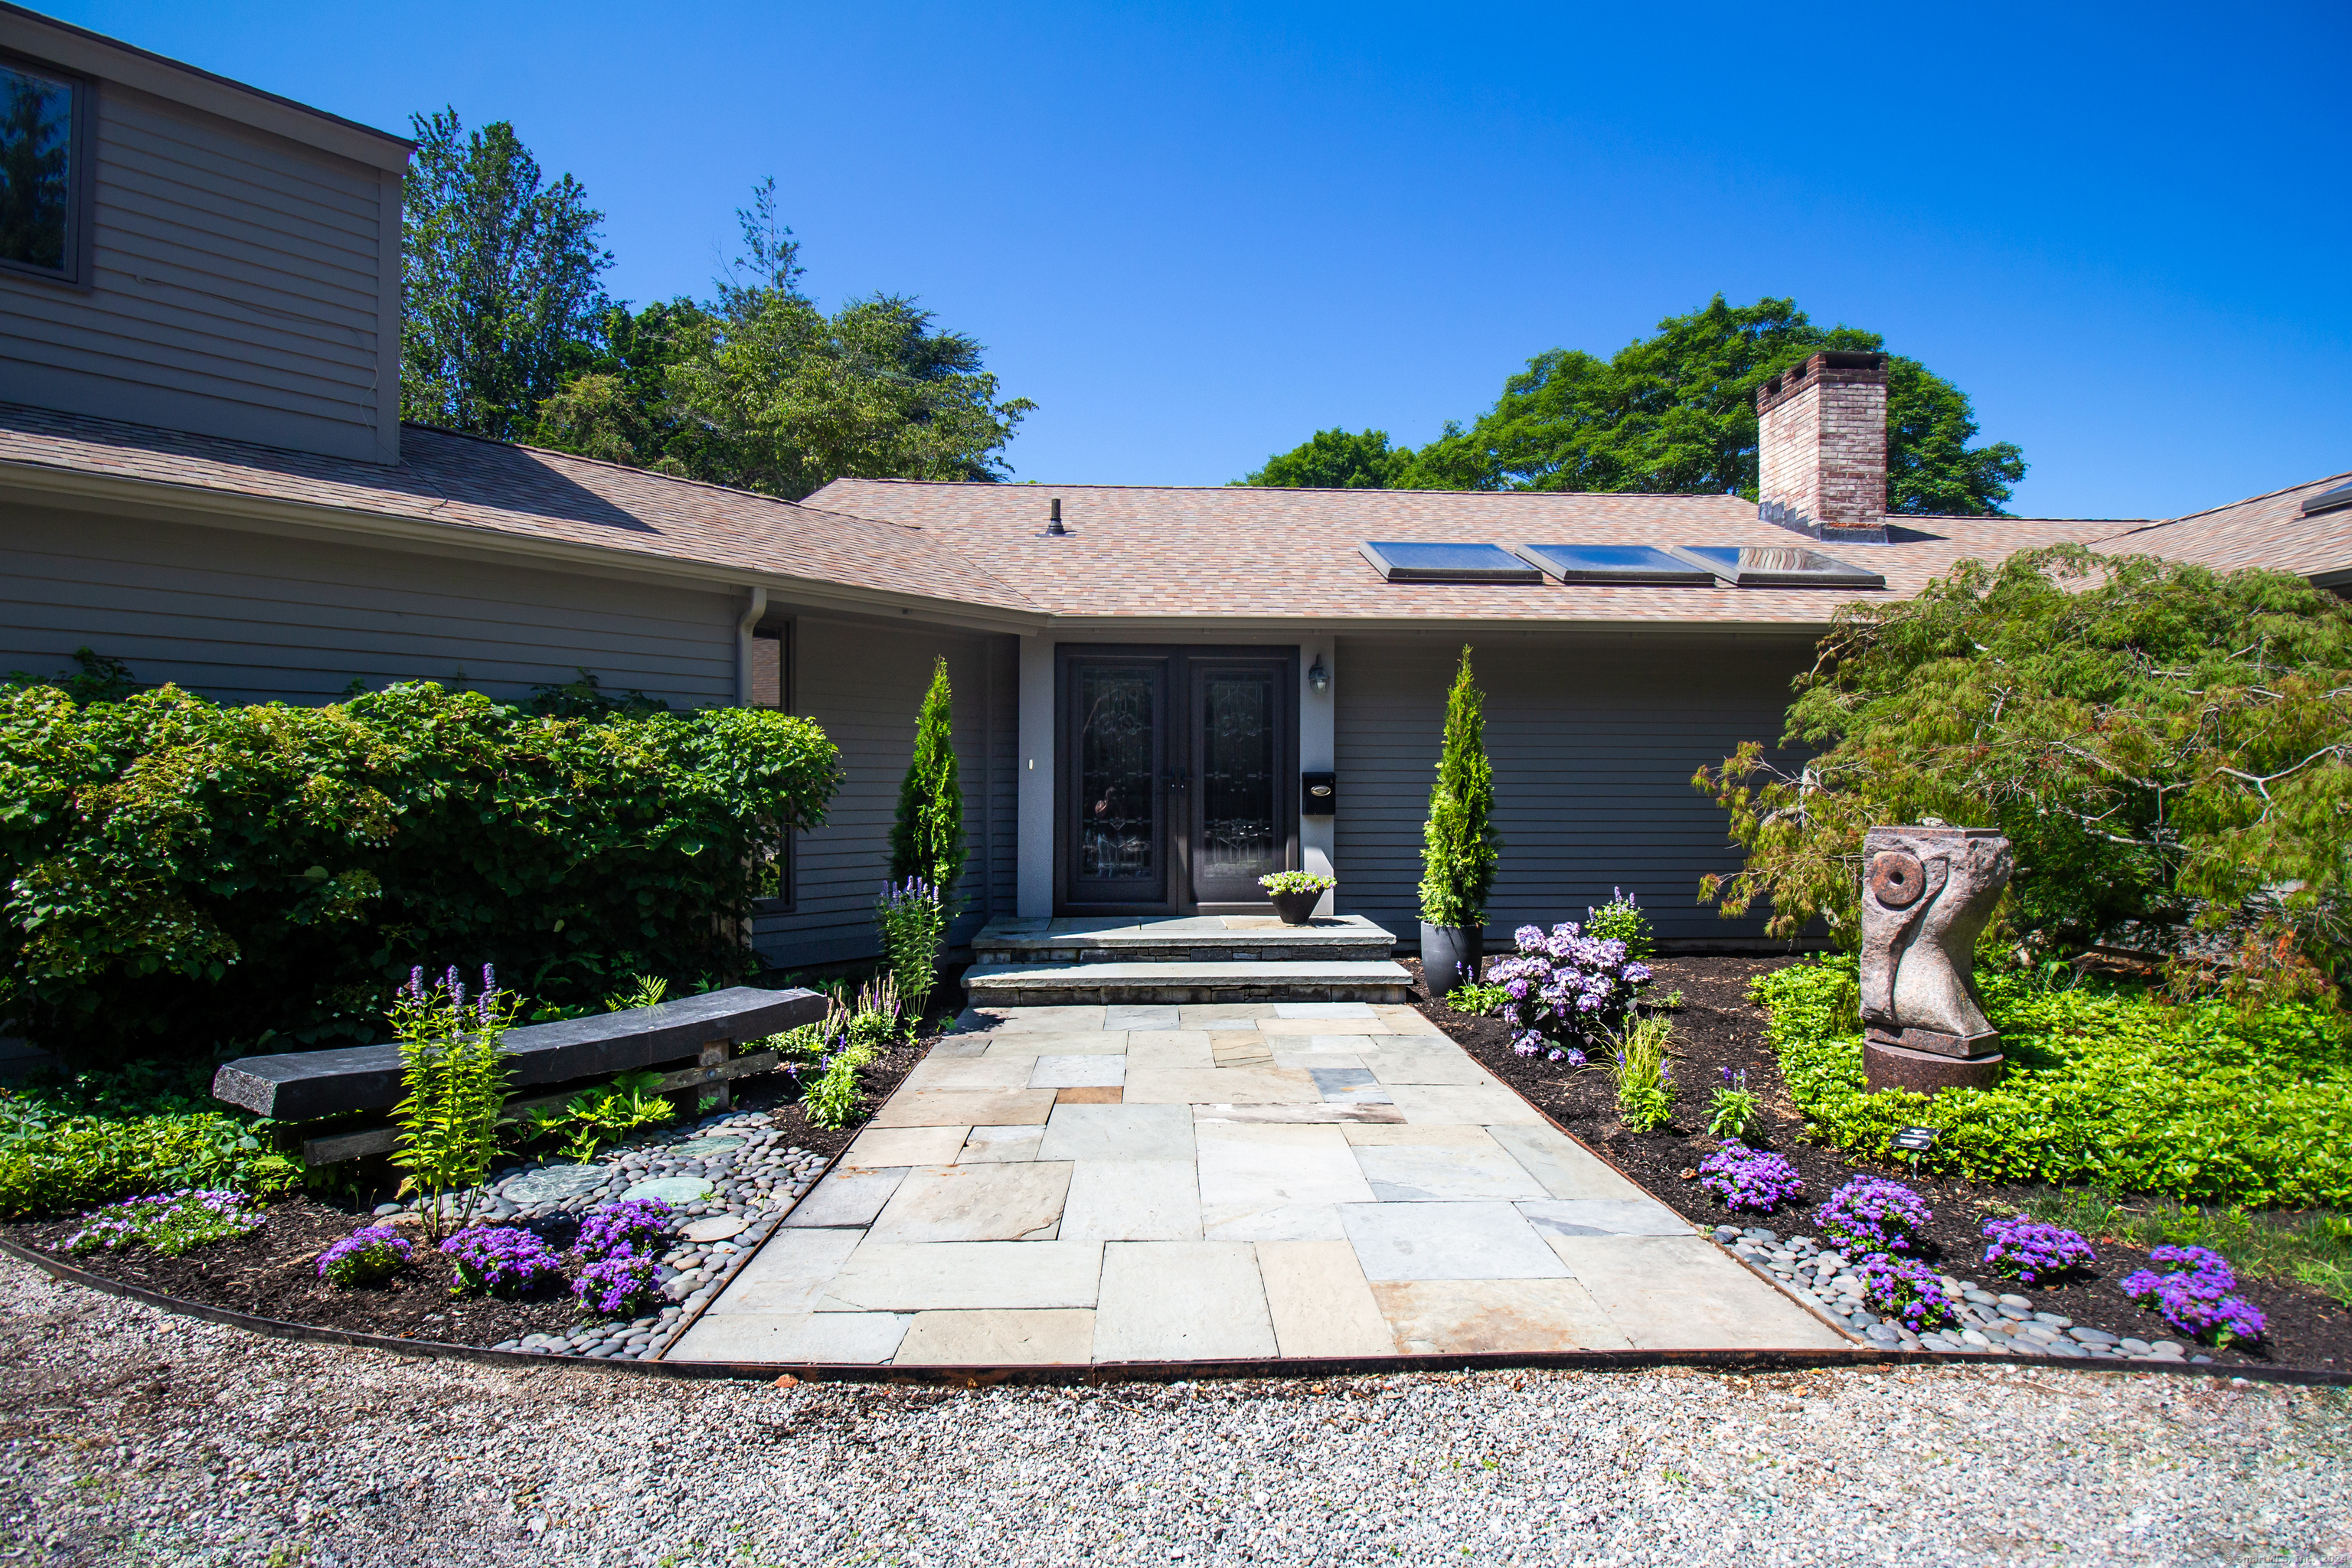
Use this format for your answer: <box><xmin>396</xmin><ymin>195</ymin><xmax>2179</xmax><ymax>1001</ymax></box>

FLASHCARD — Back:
<box><xmin>1308</xmin><ymin>655</ymin><xmax>1329</xmax><ymax>694</ymax></box>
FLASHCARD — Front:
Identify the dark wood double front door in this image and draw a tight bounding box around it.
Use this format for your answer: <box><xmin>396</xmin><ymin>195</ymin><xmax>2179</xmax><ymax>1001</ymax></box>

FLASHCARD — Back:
<box><xmin>1056</xmin><ymin>645</ymin><xmax>1298</xmax><ymax>915</ymax></box>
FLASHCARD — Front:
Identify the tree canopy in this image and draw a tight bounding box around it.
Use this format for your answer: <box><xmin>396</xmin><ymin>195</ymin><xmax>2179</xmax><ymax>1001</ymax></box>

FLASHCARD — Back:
<box><xmin>400</xmin><ymin>109</ymin><xmax>612</xmax><ymax>441</ymax></box>
<box><xmin>1236</xmin><ymin>427</ymin><xmax>1413</xmax><ymax>489</ymax></box>
<box><xmin>1240</xmin><ymin>296</ymin><xmax>2025</xmax><ymax>515</ymax></box>
<box><xmin>530</xmin><ymin>179</ymin><xmax>1033</xmax><ymax>500</ymax></box>
<box><xmin>1694</xmin><ymin>546</ymin><xmax>2352</xmax><ymax>997</ymax></box>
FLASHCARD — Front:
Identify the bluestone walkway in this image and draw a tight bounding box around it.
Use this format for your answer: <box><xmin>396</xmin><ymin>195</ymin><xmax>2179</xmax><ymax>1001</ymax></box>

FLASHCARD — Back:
<box><xmin>669</xmin><ymin>1001</ymin><xmax>1845</xmax><ymax>1366</ymax></box>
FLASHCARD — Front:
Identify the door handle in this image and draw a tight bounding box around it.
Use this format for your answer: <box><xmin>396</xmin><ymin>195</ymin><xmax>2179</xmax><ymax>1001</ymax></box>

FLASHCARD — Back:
<box><xmin>1165</xmin><ymin>768</ymin><xmax>1188</xmax><ymax>793</ymax></box>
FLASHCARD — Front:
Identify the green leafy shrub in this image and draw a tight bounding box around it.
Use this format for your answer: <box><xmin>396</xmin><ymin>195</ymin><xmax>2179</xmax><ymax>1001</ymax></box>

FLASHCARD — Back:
<box><xmin>875</xmin><ymin>881</ymin><xmax>947</xmax><ymax>1021</ymax></box>
<box><xmin>1418</xmin><ymin>648</ymin><xmax>1500</xmax><ymax>930</ymax></box>
<box><xmin>0</xmin><ymin>678</ymin><xmax>841</xmax><ymax>1065</ymax></box>
<box><xmin>519</xmin><ymin>1069</ymin><xmax>675</xmax><ymax>1164</ymax></box>
<box><xmin>1754</xmin><ymin>959</ymin><xmax>2352</xmax><ymax>1207</ymax></box>
<box><xmin>1696</xmin><ymin>548</ymin><xmax>2352</xmax><ymax>989</ymax></box>
<box><xmin>1446</xmin><ymin>979</ymin><xmax>1510</xmax><ymax>1015</ymax></box>
<box><xmin>0</xmin><ymin>1060</ymin><xmax>299</xmax><ymax>1219</ymax></box>
<box><xmin>1584</xmin><ymin>888</ymin><xmax>1655</xmax><ymax>963</ymax></box>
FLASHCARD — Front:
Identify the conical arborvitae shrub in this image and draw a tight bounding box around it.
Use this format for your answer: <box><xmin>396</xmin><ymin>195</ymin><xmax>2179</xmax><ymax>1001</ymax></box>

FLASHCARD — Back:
<box><xmin>1418</xmin><ymin>645</ymin><xmax>1500</xmax><ymax>929</ymax></box>
<box><xmin>889</xmin><ymin>655</ymin><xmax>963</xmax><ymax>900</ymax></box>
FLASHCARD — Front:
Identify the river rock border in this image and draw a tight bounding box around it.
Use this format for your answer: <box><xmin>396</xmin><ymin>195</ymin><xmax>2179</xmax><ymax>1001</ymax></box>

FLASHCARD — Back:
<box><xmin>377</xmin><ymin>1106</ymin><xmax>835</xmax><ymax>1363</ymax></box>
<box><xmin>1710</xmin><ymin>1224</ymin><xmax>2218</xmax><ymax>1364</ymax></box>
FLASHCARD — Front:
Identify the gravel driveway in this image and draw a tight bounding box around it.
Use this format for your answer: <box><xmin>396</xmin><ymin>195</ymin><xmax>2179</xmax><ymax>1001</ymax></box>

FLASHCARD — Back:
<box><xmin>2</xmin><ymin>1256</ymin><xmax>2344</xmax><ymax>1566</ymax></box>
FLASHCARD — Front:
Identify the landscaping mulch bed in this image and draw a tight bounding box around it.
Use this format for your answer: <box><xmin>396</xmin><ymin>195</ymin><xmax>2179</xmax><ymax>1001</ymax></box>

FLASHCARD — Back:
<box><xmin>0</xmin><ymin>974</ymin><xmax>958</xmax><ymax>1349</ymax></box>
<box><xmin>1409</xmin><ymin>952</ymin><xmax>2352</xmax><ymax>1373</ymax></box>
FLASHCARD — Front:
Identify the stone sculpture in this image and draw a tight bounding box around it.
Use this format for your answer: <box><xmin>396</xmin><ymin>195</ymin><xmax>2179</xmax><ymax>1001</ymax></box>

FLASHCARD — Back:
<box><xmin>1859</xmin><ymin>823</ymin><xmax>2014</xmax><ymax>1093</ymax></box>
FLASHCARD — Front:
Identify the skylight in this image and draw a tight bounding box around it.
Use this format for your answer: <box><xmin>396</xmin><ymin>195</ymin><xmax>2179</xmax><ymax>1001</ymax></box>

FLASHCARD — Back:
<box><xmin>1514</xmin><ymin>544</ymin><xmax>1718</xmax><ymax>585</ymax></box>
<box><xmin>1358</xmin><ymin>541</ymin><xmax>1542</xmax><ymax>583</ymax></box>
<box><xmin>2303</xmin><ymin>480</ymin><xmax>2352</xmax><ymax>518</ymax></box>
<box><xmin>1664</xmin><ymin>545</ymin><xmax>1886</xmax><ymax>590</ymax></box>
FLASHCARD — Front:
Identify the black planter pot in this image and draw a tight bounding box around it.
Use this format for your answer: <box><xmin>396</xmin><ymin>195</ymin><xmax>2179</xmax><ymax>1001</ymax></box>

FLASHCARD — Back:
<box><xmin>1419</xmin><ymin>922</ymin><xmax>1483</xmax><ymax>995</ymax></box>
<box><xmin>1269</xmin><ymin>889</ymin><xmax>1322</xmax><ymax>926</ymax></box>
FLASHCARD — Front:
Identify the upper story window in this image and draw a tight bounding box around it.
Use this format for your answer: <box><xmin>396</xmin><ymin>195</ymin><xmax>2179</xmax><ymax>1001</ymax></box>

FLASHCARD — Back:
<box><xmin>1</xmin><ymin>55</ymin><xmax>93</xmax><ymax>286</ymax></box>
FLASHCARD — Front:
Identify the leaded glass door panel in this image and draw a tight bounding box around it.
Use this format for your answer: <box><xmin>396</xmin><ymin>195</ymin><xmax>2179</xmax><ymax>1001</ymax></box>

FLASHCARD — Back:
<box><xmin>1065</xmin><ymin>659</ymin><xmax>1166</xmax><ymax>906</ymax></box>
<box><xmin>1190</xmin><ymin>661</ymin><xmax>1284</xmax><ymax>906</ymax></box>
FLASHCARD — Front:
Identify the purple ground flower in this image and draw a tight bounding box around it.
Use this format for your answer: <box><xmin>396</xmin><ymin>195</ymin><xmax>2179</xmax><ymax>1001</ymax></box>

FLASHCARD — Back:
<box><xmin>571</xmin><ymin>1249</ymin><xmax>662</xmax><ymax>1317</ymax></box>
<box><xmin>2122</xmin><ymin>1245</ymin><xmax>2268</xmax><ymax>1345</ymax></box>
<box><xmin>317</xmin><ymin>1224</ymin><xmax>413</xmax><ymax>1287</ymax></box>
<box><xmin>62</xmin><ymin>1189</ymin><xmax>263</xmax><ymax>1258</ymax></box>
<box><xmin>1697</xmin><ymin>1143</ymin><xmax>1805</xmax><ymax>1213</ymax></box>
<box><xmin>1857</xmin><ymin>1255</ymin><xmax>1959</xmax><ymax>1333</ymax></box>
<box><xmin>571</xmin><ymin>1198</ymin><xmax>676</xmax><ymax>1263</ymax></box>
<box><xmin>1980</xmin><ymin>1217</ymin><xmax>2096</xmax><ymax>1285</ymax></box>
<box><xmin>439</xmin><ymin>1225</ymin><xmax>562</xmax><ymax>1298</ymax></box>
<box><xmin>1817</xmin><ymin>1178</ymin><xmax>1932</xmax><ymax>1256</ymax></box>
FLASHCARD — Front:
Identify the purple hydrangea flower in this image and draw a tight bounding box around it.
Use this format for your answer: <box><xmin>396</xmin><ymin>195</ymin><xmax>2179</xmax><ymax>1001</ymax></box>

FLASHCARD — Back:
<box><xmin>439</xmin><ymin>1225</ymin><xmax>562</xmax><ymax>1298</ymax></box>
<box><xmin>1487</xmin><ymin>916</ymin><xmax>1651</xmax><ymax>1061</ymax></box>
<box><xmin>318</xmin><ymin>1223</ymin><xmax>413</xmax><ymax>1288</ymax></box>
<box><xmin>571</xmin><ymin>1248</ymin><xmax>663</xmax><ymax>1317</ymax></box>
<box><xmin>572</xmin><ymin>1198</ymin><xmax>677</xmax><ymax>1263</ymax></box>
<box><xmin>1980</xmin><ymin>1217</ymin><xmax>2096</xmax><ymax>1285</ymax></box>
<box><xmin>1697</xmin><ymin>1142</ymin><xmax>1805</xmax><ymax>1213</ymax></box>
<box><xmin>2121</xmin><ymin>1245</ymin><xmax>2267</xmax><ymax>1345</ymax></box>
<box><xmin>1817</xmin><ymin>1178</ymin><xmax>1932</xmax><ymax>1255</ymax></box>
<box><xmin>1856</xmin><ymin>1254</ymin><xmax>1959</xmax><ymax>1333</ymax></box>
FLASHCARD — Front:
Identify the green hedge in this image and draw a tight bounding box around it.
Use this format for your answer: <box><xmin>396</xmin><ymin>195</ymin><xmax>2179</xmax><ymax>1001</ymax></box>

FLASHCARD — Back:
<box><xmin>1754</xmin><ymin>959</ymin><xmax>2352</xmax><ymax>1208</ymax></box>
<box><xmin>0</xmin><ymin>679</ymin><xmax>840</xmax><ymax>1063</ymax></box>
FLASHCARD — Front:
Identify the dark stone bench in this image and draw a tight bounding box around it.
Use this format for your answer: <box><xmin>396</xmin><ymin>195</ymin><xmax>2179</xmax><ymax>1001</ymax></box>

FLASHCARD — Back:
<box><xmin>212</xmin><ymin>985</ymin><xmax>827</xmax><ymax>1122</ymax></box>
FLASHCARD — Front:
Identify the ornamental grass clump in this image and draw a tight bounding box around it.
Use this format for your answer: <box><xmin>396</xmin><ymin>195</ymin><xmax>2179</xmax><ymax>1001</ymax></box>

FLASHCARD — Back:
<box><xmin>1697</xmin><ymin>1142</ymin><xmax>1804</xmax><ymax>1213</ymax></box>
<box><xmin>63</xmin><ymin>1188</ymin><xmax>262</xmax><ymax>1257</ymax></box>
<box><xmin>1981</xmin><ymin>1216</ymin><xmax>2096</xmax><ymax>1285</ymax></box>
<box><xmin>317</xmin><ymin>1224</ymin><xmax>413</xmax><ymax>1287</ymax></box>
<box><xmin>1818</xmin><ymin>1177</ymin><xmax>1932</xmax><ymax>1256</ymax></box>
<box><xmin>439</xmin><ymin>1224</ymin><xmax>561</xmax><ymax>1298</ymax></box>
<box><xmin>2122</xmin><ymin>1244</ymin><xmax>2269</xmax><ymax>1347</ymax></box>
<box><xmin>1604</xmin><ymin>1015</ymin><xmax>1675</xmax><ymax>1132</ymax></box>
<box><xmin>1491</xmin><ymin>921</ymin><xmax>1653</xmax><ymax>1060</ymax></box>
<box><xmin>1857</xmin><ymin>1255</ymin><xmax>1959</xmax><ymax>1334</ymax></box>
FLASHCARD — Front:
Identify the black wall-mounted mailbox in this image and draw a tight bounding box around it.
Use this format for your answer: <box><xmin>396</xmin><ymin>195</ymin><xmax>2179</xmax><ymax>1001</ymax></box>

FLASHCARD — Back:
<box><xmin>1301</xmin><ymin>771</ymin><xmax>1336</xmax><ymax>816</ymax></box>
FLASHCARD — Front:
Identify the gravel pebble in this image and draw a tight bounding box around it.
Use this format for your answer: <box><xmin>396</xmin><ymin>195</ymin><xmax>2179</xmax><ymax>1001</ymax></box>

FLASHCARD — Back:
<box><xmin>2</xmin><ymin>1254</ymin><xmax>2346</xmax><ymax>1566</ymax></box>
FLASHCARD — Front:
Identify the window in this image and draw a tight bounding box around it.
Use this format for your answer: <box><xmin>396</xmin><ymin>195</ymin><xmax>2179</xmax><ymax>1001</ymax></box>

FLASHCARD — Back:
<box><xmin>1664</xmin><ymin>545</ymin><xmax>1886</xmax><ymax>590</ymax></box>
<box><xmin>1358</xmin><ymin>541</ymin><xmax>1542</xmax><ymax>583</ymax></box>
<box><xmin>0</xmin><ymin>55</ymin><xmax>92</xmax><ymax>286</ymax></box>
<box><xmin>1514</xmin><ymin>544</ymin><xmax>1717</xmax><ymax>585</ymax></box>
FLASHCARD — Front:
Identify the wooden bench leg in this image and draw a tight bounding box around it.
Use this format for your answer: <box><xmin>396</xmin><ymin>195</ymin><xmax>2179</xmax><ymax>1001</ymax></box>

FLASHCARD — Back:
<box><xmin>697</xmin><ymin>1038</ymin><xmax>730</xmax><ymax>1114</ymax></box>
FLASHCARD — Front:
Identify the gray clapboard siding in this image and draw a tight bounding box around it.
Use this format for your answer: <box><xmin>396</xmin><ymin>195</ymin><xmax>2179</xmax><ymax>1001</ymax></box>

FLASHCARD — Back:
<box><xmin>0</xmin><ymin>505</ymin><xmax>736</xmax><ymax>707</ymax></box>
<box><xmin>1332</xmin><ymin>634</ymin><xmax>1817</xmax><ymax>948</ymax></box>
<box><xmin>753</xmin><ymin>616</ymin><xmax>1018</xmax><ymax>972</ymax></box>
<box><xmin>0</xmin><ymin>81</ymin><xmax>397</xmax><ymax>462</ymax></box>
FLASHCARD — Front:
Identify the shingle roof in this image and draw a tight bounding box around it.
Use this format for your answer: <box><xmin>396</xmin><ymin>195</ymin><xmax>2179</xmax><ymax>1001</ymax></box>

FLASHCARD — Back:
<box><xmin>6</xmin><ymin>398</ymin><xmax>2337</xmax><ymax>630</ymax></box>
<box><xmin>805</xmin><ymin>479</ymin><xmax>2135</xmax><ymax>626</ymax></box>
<box><xmin>2092</xmin><ymin>470</ymin><xmax>2352</xmax><ymax>582</ymax></box>
<box><xmin>0</xmin><ymin>402</ymin><xmax>1039</xmax><ymax>616</ymax></box>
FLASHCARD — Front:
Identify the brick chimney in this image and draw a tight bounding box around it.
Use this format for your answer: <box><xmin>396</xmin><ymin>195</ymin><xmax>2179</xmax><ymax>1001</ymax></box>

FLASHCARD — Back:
<box><xmin>1755</xmin><ymin>350</ymin><xmax>1890</xmax><ymax>544</ymax></box>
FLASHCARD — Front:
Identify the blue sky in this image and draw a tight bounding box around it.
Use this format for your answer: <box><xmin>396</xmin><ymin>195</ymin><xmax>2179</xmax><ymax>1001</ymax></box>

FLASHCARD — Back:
<box><xmin>47</xmin><ymin>0</ymin><xmax>2352</xmax><ymax>518</ymax></box>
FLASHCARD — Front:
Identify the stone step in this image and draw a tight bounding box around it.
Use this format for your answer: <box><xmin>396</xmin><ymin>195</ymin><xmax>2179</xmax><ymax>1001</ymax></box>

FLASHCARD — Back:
<box><xmin>970</xmin><ymin>914</ymin><xmax>1395</xmax><ymax>968</ymax></box>
<box><xmin>962</xmin><ymin>959</ymin><xmax>1413</xmax><ymax>1007</ymax></box>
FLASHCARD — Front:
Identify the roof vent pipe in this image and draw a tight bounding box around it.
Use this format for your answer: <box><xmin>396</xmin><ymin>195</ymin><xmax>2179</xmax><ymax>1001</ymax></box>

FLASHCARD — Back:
<box><xmin>1044</xmin><ymin>498</ymin><xmax>1067</xmax><ymax>536</ymax></box>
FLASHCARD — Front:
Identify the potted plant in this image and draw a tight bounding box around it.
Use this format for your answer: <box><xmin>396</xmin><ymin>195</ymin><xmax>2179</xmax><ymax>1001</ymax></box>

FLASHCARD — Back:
<box><xmin>1259</xmin><ymin>870</ymin><xmax>1334</xmax><ymax>926</ymax></box>
<box><xmin>1417</xmin><ymin>647</ymin><xmax>1500</xmax><ymax>997</ymax></box>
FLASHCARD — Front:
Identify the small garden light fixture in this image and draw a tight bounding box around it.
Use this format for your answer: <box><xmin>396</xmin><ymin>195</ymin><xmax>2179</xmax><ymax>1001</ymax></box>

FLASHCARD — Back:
<box><xmin>1308</xmin><ymin>654</ymin><xmax>1329</xmax><ymax>694</ymax></box>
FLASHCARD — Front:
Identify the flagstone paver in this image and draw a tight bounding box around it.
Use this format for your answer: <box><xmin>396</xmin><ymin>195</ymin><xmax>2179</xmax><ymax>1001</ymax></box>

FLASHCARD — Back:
<box><xmin>668</xmin><ymin>1002</ymin><xmax>1848</xmax><ymax>1366</ymax></box>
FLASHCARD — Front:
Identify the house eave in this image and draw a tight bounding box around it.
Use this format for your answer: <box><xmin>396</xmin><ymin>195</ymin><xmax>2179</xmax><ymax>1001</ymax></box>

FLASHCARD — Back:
<box><xmin>0</xmin><ymin>458</ymin><xmax>1051</xmax><ymax>637</ymax></box>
